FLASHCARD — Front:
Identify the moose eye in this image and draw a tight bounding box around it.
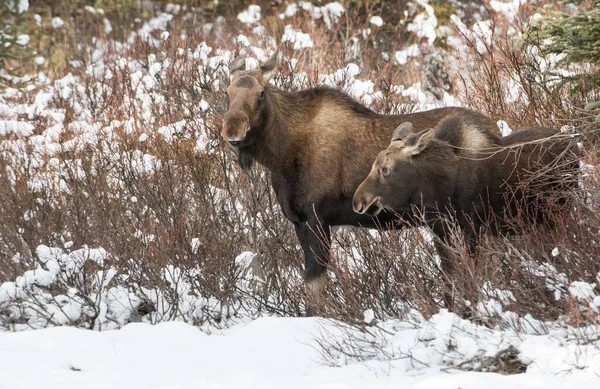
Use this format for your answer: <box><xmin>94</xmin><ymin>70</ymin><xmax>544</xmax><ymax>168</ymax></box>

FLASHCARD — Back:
<box><xmin>258</xmin><ymin>91</ymin><xmax>265</xmax><ymax>100</ymax></box>
<box><xmin>381</xmin><ymin>167</ymin><xmax>389</xmax><ymax>176</ymax></box>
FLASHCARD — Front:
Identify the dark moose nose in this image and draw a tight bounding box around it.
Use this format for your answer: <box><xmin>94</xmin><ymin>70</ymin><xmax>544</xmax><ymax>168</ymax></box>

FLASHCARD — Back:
<box><xmin>229</xmin><ymin>140</ymin><xmax>243</xmax><ymax>147</ymax></box>
<box><xmin>354</xmin><ymin>200</ymin><xmax>366</xmax><ymax>214</ymax></box>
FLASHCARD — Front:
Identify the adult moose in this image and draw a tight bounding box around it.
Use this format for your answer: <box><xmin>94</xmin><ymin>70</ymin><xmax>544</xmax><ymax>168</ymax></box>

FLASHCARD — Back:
<box><xmin>353</xmin><ymin>116</ymin><xmax>576</xmax><ymax>308</ymax></box>
<box><xmin>221</xmin><ymin>51</ymin><xmax>501</xmax><ymax>311</ymax></box>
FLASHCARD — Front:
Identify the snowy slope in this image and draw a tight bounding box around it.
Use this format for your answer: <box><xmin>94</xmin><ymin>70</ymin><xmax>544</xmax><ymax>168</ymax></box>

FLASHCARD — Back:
<box><xmin>1</xmin><ymin>315</ymin><xmax>599</xmax><ymax>389</ymax></box>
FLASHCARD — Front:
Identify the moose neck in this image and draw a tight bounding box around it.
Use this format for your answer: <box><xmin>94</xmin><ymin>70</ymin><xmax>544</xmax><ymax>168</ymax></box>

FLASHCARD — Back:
<box><xmin>240</xmin><ymin>86</ymin><xmax>306</xmax><ymax>173</ymax></box>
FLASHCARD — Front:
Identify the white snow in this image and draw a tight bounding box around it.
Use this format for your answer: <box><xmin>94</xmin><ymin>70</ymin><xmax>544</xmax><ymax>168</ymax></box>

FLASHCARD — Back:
<box><xmin>235</xmin><ymin>251</ymin><xmax>256</xmax><ymax>268</ymax></box>
<box><xmin>104</xmin><ymin>18</ymin><xmax>113</xmax><ymax>34</ymax></box>
<box><xmin>282</xmin><ymin>25</ymin><xmax>314</xmax><ymax>50</ymax></box>
<box><xmin>130</xmin><ymin>151</ymin><xmax>162</xmax><ymax>174</ymax></box>
<box><xmin>236</xmin><ymin>34</ymin><xmax>250</xmax><ymax>47</ymax></box>
<box><xmin>569</xmin><ymin>281</ymin><xmax>597</xmax><ymax>301</ymax></box>
<box><xmin>51</xmin><ymin>17</ymin><xmax>64</xmax><ymax>29</ymax></box>
<box><xmin>370</xmin><ymin>15</ymin><xmax>384</xmax><ymax>27</ymax></box>
<box><xmin>300</xmin><ymin>1</ymin><xmax>314</xmax><ymax>12</ymax></box>
<box><xmin>10</xmin><ymin>0</ymin><xmax>28</xmax><ymax>13</ymax></box>
<box><xmin>531</xmin><ymin>12</ymin><xmax>544</xmax><ymax>24</ymax></box>
<box><xmin>0</xmin><ymin>312</ymin><xmax>599</xmax><ymax>388</ymax></box>
<box><xmin>491</xmin><ymin>0</ymin><xmax>527</xmax><ymax>20</ymax></box>
<box><xmin>190</xmin><ymin>238</ymin><xmax>201</xmax><ymax>253</ymax></box>
<box><xmin>137</xmin><ymin>12</ymin><xmax>173</xmax><ymax>47</ymax></box>
<box><xmin>280</xmin><ymin>3</ymin><xmax>298</xmax><ymax>19</ymax></box>
<box><xmin>16</xmin><ymin>34</ymin><xmax>29</xmax><ymax>46</ymax></box>
<box><xmin>252</xmin><ymin>25</ymin><xmax>267</xmax><ymax>38</ymax></box>
<box><xmin>407</xmin><ymin>0</ymin><xmax>437</xmax><ymax>46</ymax></box>
<box><xmin>237</xmin><ymin>5</ymin><xmax>261</xmax><ymax>25</ymax></box>
<box><xmin>0</xmin><ymin>120</ymin><xmax>35</xmax><ymax>136</ymax></box>
<box><xmin>472</xmin><ymin>20</ymin><xmax>494</xmax><ymax>54</ymax></box>
<box><xmin>321</xmin><ymin>2</ymin><xmax>345</xmax><ymax>29</ymax></box>
<box><xmin>199</xmin><ymin>99</ymin><xmax>209</xmax><ymax>111</ymax></box>
<box><xmin>497</xmin><ymin>120</ymin><xmax>513</xmax><ymax>136</ymax></box>
<box><xmin>292</xmin><ymin>1</ymin><xmax>345</xmax><ymax>28</ymax></box>
<box><xmin>319</xmin><ymin>63</ymin><xmax>380</xmax><ymax>105</ymax></box>
<box><xmin>394</xmin><ymin>44</ymin><xmax>421</xmax><ymax>65</ymax></box>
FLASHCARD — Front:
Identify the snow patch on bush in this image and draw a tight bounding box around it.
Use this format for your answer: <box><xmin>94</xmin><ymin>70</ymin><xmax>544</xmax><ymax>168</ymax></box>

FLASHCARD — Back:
<box><xmin>237</xmin><ymin>5</ymin><xmax>261</xmax><ymax>25</ymax></box>
<box><xmin>282</xmin><ymin>25</ymin><xmax>314</xmax><ymax>50</ymax></box>
<box><xmin>321</xmin><ymin>2</ymin><xmax>345</xmax><ymax>29</ymax></box>
<box><xmin>9</xmin><ymin>0</ymin><xmax>28</xmax><ymax>13</ymax></box>
<box><xmin>370</xmin><ymin>16</ymin><xmax>384</xmax><ymax>27</ymax></box>
<box><xmin>394</xmin><ymin>44</ymin><xmax>421</xmax><ymax>65</ymax></box>
<box><xmin>0</xmin><ymin>245</ymin><xmax>263</xmax><ymax>331</ymax></box>
<box><xmin>0</xmin><ymin>120</ymin><xmax>35</xmax><ymax>137</ymax></box>
<box><xmin>497</xmin><ymin>120</ymin><xmax>512</xmax><ymax>136</ymax></box>
<box><xmin>51</xmin><ymin>17</ymin><xmax>64</xmax><ymax>29</ymax></box>
<box><xmin>407</xmin><ymin>0</ymin><xmax>437</xmax><ymax>46</ymax></box>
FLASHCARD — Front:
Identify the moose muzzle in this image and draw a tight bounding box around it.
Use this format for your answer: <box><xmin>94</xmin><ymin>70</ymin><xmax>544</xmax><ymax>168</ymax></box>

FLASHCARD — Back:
<box><xmin>222</xmin><ymin>111</ymin><xmax>250</xmax><ymax>147</ymax></box>
<box><xmin>353</xmin><ymin>191</ymin><xmax>383</xmax><ymax>216</ymax></box>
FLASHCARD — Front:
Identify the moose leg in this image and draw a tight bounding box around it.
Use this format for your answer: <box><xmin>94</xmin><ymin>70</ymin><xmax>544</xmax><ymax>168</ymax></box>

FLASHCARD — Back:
<box><xmin>432</xmin><ymin>221</ymin><xmax>481</xmax><ymax>318</ymax></box>
<box><xmin>294</xmin><ymin>220</ymin><xmax>331</xmax><ymax>315</ymax></box>
<box><xmin>429</xmin><ymin>219</ymin><xmax>460</xmax><ymax>311</ymax></box>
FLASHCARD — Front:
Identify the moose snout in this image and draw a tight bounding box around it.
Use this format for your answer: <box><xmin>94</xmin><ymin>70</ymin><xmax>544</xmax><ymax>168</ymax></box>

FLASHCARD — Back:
<box><xmin>353</xmin><ymin>193</ymin><xmax>382</xmax><ymax>215</ymax></box>
<box><xmin>353</xmin><ymin>198</ymin><xmax>368</xmax><ymax>214</ymax></box>
<box><xmin>222</xmin><ymin>111</ymin><xmax>250</xmax><ymax>146</ymax></box>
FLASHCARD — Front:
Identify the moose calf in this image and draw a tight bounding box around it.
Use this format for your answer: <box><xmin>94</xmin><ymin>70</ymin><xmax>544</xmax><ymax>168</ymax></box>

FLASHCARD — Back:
<box><xmin>353</xmin><ymin>115</ymin><xmax>576</xmax><ymax>308</ymax></box>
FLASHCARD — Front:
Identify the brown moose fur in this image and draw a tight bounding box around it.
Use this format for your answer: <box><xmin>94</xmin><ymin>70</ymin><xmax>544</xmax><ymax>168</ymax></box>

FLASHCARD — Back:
<box><xmin>221</xmin><ymin>51</ymin><xmax>502</xmax><ymax>310</ymax></box>
<box><xmin>353</xmin><ymin>116</ymin><xmax>577</xmax><ymax>308</ymax></box>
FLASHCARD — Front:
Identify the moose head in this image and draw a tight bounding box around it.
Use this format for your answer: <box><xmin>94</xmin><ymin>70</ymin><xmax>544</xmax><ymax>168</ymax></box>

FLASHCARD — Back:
<box><xmin>221</xmin><ymin>51</ymin><xmax>283</xmax><ymax>147</ymax></box>
<box><xmin>352</xmin><ymin>122</ymin><xmax>457</xmax><ymax>216</ymax></box>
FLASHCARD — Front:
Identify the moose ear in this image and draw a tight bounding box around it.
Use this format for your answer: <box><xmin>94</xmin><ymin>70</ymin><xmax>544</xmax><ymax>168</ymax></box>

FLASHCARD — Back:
<box><xmin>391</xmin><ymin>122</ymin><xmax>414</xmax><ymax>142</ymax></box>
<box><xmin>260</xmin><ymin>51</ymin><xmax>282</xmax><ymax>82</ymax></box>
<box><xmin>406</xmin><ymin>128</ymin><xmax>435</xmax><ymax>155</ymax></box>
<box><xmin>230</xmin><ymin>57</ymin><xmax>246</xmax><ymax>77</ymax></box>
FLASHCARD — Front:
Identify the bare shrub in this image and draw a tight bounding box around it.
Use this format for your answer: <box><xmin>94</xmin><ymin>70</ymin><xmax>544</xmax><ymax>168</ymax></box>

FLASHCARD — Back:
<box><xmin>0</xmin><ymin>4</ymin><xmax>308</xmax><ymax>329</ymax></box>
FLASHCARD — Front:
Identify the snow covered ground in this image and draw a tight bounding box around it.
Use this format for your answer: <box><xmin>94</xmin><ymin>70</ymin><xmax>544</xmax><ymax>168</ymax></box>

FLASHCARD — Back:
<box><xmin>0</xmin><ymin>243</ymin><xmax>599</xmax><ymax>387</ymax></box>
<box><xmin>1</xmin><ymin>313</ymin><xmax>599</xmax><ymax>389</ymax></box>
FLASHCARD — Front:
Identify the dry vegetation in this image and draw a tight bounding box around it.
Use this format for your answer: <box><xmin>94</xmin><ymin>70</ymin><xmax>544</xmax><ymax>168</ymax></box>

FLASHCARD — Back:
<box><xmin>0</xmin><ymin>0</ymin><xmax>599</xmax><ymax>332</ymax></box>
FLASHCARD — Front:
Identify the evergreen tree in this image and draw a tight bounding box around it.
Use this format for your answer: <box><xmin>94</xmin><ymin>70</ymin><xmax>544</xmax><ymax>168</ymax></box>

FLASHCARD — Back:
<box><xmin>529</xmin><ymin>5</ymin><xmax>600</xmax><ymax>121</ymax></box>
<box><xmin>0</xmin><ymin>0</ymin><xmax>31</xmax><ymax>80</ymax></box>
